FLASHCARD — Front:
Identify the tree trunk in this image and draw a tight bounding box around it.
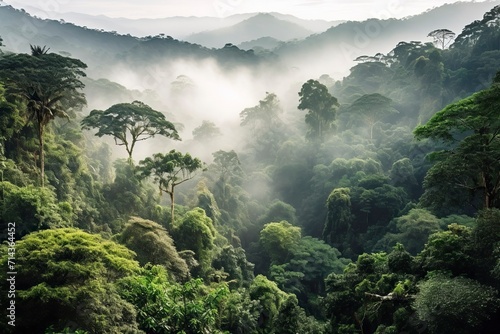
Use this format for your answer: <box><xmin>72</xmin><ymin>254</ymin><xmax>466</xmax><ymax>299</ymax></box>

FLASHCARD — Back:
<box><xmin>38</xmin><ymin>123</ymin><xmax>45</xmax><ymax>187</ymax></box>
<box><xmin>127</xmin><ymin>139</ymin><xmax>135</xmax><ymax>164</ymax></box>
<box><xmin>169</xmin><ymin>190</ymin><xmax>175</xmax><ymax>226</ymax></box>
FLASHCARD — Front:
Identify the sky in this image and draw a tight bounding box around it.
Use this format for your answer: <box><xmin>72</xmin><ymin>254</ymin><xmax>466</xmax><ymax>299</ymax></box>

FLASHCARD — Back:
<box><xmin>1</xmin><ymin>0</ymin><xmax>494</xmax><ymax>21</ymax></box>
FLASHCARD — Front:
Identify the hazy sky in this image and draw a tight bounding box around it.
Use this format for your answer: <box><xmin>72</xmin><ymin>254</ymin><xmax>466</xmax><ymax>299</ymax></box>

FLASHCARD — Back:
<box><xmin>1</xmin><ymin>0</ymin><xmax>494</xmax><ymax>21</ymax></box>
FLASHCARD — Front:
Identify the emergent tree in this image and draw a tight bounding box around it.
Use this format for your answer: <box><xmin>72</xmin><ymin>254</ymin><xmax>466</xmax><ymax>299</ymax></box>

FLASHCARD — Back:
<box><xmin>427</xmin><ymin>29</ymin><xmax>456</xmax><ymax>49</ymax></box>
<box><xmin>81</xmin><ymin>100</ymin><xmax>180</xmax><ymax>161</ymax></box>
<box><xmin>137</xmin><ymin>150</ymin><xmax>204</xmax><ymax>225</ymax></box>
<box><xmin>298</xmin><ymin>79</ymin><xmax>339</xmax><ymax>141</ymax></box>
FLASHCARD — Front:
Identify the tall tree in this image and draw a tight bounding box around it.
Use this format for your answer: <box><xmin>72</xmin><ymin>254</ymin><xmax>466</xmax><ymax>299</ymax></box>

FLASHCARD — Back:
<box><xmin>240</xmin><ymin>92</ymin><xmax>282</xmax><ymax>128</ymax></box>
<box><xmin>427</xmin><ymin>29</ymin><xmax>455</xmax><ymax>49</ymax></box>
<box><xmin>298</xmin><ymin>79</ymin><xmax>339</xmax><ymax>141</ymax></box>
<box><xmin>240</xmin><ymin>92</ymin><xmax>287</xmax><ymax>163</ymax></box>
<box><xmin>324</xmin><ymin>187</ymin><xmax>353</xmax><ymax>250</ymax></box>
<box><xmin>0</xmin><ymin>46</ymin><xmax>87</xmax><ymax>186</ymax></box>
<box><xmin>81</xmin><ymin>100</ymin><xmax>180</xmax><ymax>161</ymax></box>
<box><xmin>137</xmin><ymin>150</ymin><xmax>204</xmax><ymax>224</ymax></box>
<box><xmin>414</xmin><ymin>72</ymin><xmax>500</xmax><ymax>210</ymax></box>
<box><xmin>346</xmin><ymin>93</ymin><xmax>397</xmax><ymax>140</ymax></box>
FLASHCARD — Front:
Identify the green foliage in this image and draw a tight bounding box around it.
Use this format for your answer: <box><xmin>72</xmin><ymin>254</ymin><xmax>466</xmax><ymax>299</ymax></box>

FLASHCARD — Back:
<box><xmin>212</xmin><ymin>243</ymin><xmax>255</xmax><ymax>288</ymax></box>
<box><xmin>0</xmin><ymin>82</ymin><xmax>25</xmax><ymax>144</ymax></box>
<box><xmin>414</xmin><ymin>73</ymin><xmax>500</xmax><ymax>211</ymax></box>
<box><xmin>81</xmin><ymin>100</ymin><xmax>180</xmax><ymax>160</ymax></box>
<box><xmin>0</xmin><ymin>228</ymin><xmax>141</xmax><ymax>333</ymax></box>
<box><xmin>298</xmin><ymin>79</ymin><xmax>339</xmax><ymax>141</ymax></box>
<box><xmin>259</xmin><ymin>200</ymin><xmax>297</xmax><ymax>226</ymax></box>
<box><xmin>0</xmin><ymin>181</ymin><xmax>69</xmax><ymax>238</ymax></box>
<box><xmin>219</xmin><ymin>288</ymin><xmax>260</xmax><ymax>333</ymax></box>
<box><xmin>324</xmin><ymin>249</ymin><xmax>418</xmax><ymax>333</ymax></box>
<box><xmin>240</xmin><ymin>92</ymin><xmax>282</xmax><ymax>128</ymax></box>
<box><xmin>118</xmin><ymin>265</ymin><xmax>229</xmax><ymax>334</ymax></box>
<box><xmin>387</xmin><ymin>243</ymin><xmax>414</xmax><ymax>274</ymax></box>
<box><xmin>414</xmin><ymin>274</ymin><xmax>500</xmax><ymax>334</ymax></box>
<box><xmin>376</xmin><ymin>208</ymin><xmax>442</xmax><ymax>255</ymax></box>
<box><xmin>118</xmin><ymin>217</ymin><xmax>190</xmax><ymax>281</ymax></box>
<box><xmin>196</xmin><ymin>180</ymin><xmax>221</xmax><ymax>225</ymax></box>
<box><xmin>138</xmin><ymin>149</ymin><xmax>204</xmax><ymax>224</ymax></box>
<box><xmin>0</xmin><ymin>47</ymin><xmax>87</xmax><ymax>185</ymax></box>
<box><xmin>271</xmin><ymin>294</ymin><xmax>304</xmax><ymax>334</ymax></box>
<box><xmin>249</xmin><ymin>275</ymin><xmax>289</xmax><ymax>331</ymax></box>
<box><xmin>474</xmin><ymin>209</ymin><xmax>500</xmax><ymax>282</ymax></box>
<box><xmin>389</xmin><ymin>157</ymin><xmax>418</xmax><ymax>198</ymax></box>
<box><xmin>259</xmin><ymin>221</ymin><xmax>301</xmax><ymax>264</ymax></box>
<box><xmin>417</xmin><ymin>223</ymin><xmax>475</xmax><ymax>276</ymax></box>
<box><xmin>100</xmin><ymin>159</ymin><xmax>158</xmax><ymax>232</ymax></box>
<box><xmin>324</xmin><ymin>187</ymin><xmax>353</xmax><ymax>248</ymax></box>
<box><xmin>346</xmin><ymin>93</ymin><xmax>397</xmax><ymax>140</ymax></box>
<box><xmin>173</xmin><ymin>208</ymin><xmax>216</xmax><ymax>277</ymax></box>
<box><xmin>270</xmin><ymin>236</ymin><xmax>348</xmax><ymax>316</ymax></box>
<box><xmin>240</xmin><ymin>92</ymin><xmax>288</xmax><ymax>163</ymax></box>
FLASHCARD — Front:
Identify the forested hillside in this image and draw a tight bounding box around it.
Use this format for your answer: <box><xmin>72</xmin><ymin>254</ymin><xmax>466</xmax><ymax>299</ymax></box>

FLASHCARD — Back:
<box><xmin>0</xmin><ymin>3</ymin><xmax>499</xmax><ymax>334</ymax></box>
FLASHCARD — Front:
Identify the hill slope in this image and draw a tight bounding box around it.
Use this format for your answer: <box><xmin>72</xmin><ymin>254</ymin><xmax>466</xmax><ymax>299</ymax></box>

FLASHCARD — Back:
<box><xmin>185</xmin><ymin>13</ymin><xmax>315</xmax><ymax>48</ymax></box>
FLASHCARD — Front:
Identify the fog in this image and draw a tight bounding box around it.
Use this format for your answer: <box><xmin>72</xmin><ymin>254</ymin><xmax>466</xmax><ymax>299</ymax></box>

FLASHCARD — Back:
<box><xmin>82</xmin><ymin>54</ymin><xmax>321</xmax><ymax>165</ymax></box>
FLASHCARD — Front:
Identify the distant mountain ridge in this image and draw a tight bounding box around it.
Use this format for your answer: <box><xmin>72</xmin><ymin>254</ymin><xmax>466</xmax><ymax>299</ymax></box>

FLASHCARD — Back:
<box><xmin>0</xmin><ymin>5</ymin><xmax>271</xmax><ymax>80</ymax></box>
<box><xmin>272</xmin><ymin>0</ymin><xmax>500</xmax><ymax>78</ymax></box>
<box><xmin>1</xmin><ymin>1</ymin><xmax>498</xmax><ymax>82</ymax></box>
<box><xmin>185</xmin><ymin>13</ymin><xmax>315</xmax><ymax>48</ymax></box>
<box><xmin>15</xmin><ymin>7</ymin><xmax>340</xmax><ymax>39</ymax></box>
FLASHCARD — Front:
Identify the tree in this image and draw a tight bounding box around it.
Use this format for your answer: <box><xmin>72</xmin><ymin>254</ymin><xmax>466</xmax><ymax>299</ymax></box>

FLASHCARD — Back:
<box><xmin>240</xmin><ymin>92</ymin><xmax>282</xmax><ymax>128</ymax></box>
<box><xmin>219</xmin><ymin>289</ymin><xmax>260</xmax><ymax>333</ymax></box>
<box><xmin>259</xmin><ymin>221</ymin><xmax>301</xmax><ymax>264</ymax></box>
<box><xmin>192</xmin><ymin>120</ymin><xmax>222</xmax><ymax>141</ymax></box>
<box><xmin>249</xmin><ymin>275</ymin><xmax>289</xmax><ymax>331</ymax></box>
<box><xmin>118</xmin><ymin>265</ymin><xmax>229</xmax><ymax>334</ymax></box>
<box><xmin>414</xmin><ymin>274</ymin><xmax>499</xmax><ymax>334</ymax></box>
<box><xmin>173</xmin><ymin>208</ymin><xmax>216</xmax><ymax>276</ymax></box>
<box><xmin>324</xmin><ymin>187</ymin><xmax>353</xmax><ymax>250</ymax></box>
<box><xmin>209</xmin><ymin>150</ymin><xmax>246</xmax><ymax>222</ymax></box>
<box><xmin>118</xmin><ymin>217</ymin><xmax>190</xmax><ymax>281</ymax></box>
<box><xmin>240</xmin><ymin>92</ymin><xmax>287</xmax><ymax>163</ymax></box>
<box><xmin>378</xmin><ymin>209</ymin><xmax>442</xmax><ymax>255</ymax></box>
<box><xmin>417</xmin><ymin>223</ymin><xmax>475</xmax><ymax>277</ymax></box>
<box><xmin>298</xmin><ymin>79</ymin><xmax>339</xmax><ymax>141</ymax></box>
<box><xmin>270</xmin><ymin>236</ymin><xmax>347</xmax><ymax>315</ymax></box>
<box><xmin>414</xmin><ymin>72</ymin><xmax>500</xmax><ymax>210</ymax></box>
<box><xmin>0</xmin><ymin>228</ymin><xmax>141</xmax><ymax>333</ymax></box>
<box><xmin>137</xmin><ymin>150</ymin><xmax>203</xmax><ymax>224</ymax></box>
<box><xmin>427</xmin><ymin>29</ymin><xmax>455</xmax><ymax>49</ymax></box>
<box><xmin>0</xmin><ymin>181</ymin><xmax>69</xmax><ymax>238</ymax></box>
<box><xmin>473</xmin><ymin>209</ymin><xmax>500</xmax><ymax>281</ymax></box>
<box><xmin>0</xmin><ymin>82</ymin><xmax>25</xmax><ymax>155</ymax></box>
<box><xmin>389</xmin><ymin>158</ymin><xmax>418</xmax><ymax>198</ymax></box>
<box><xmin>81</xmin><ymin>100</ymin><xmax>180</xmax><ymax>161</ymax></box>
<box><xmin>346</xmin><ymin>93</ymin><xmax>397</xmax><ymax>140</ymax></box>
<box><xmin>0</xmin><ymin>46</ymin><xmax>87</xmax><ymax>186</ymax></box>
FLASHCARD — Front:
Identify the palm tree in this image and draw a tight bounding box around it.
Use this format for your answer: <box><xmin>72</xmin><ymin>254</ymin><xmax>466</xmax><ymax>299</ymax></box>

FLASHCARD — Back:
<box><xmin>0</xmin><ymin>45</ymin><xmax>87</xmax><ymax>186</ymax></box>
